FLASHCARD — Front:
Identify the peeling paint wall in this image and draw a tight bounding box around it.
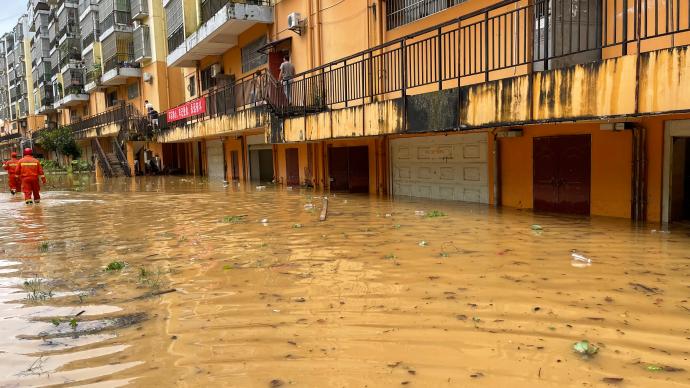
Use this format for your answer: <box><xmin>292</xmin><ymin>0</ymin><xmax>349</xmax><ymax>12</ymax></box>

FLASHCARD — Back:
<box><xmin>532</xmin><ymin>55</ymin><xmax>637</xmax><ymax>120</ymax></box>
<box><xmin>74</xmin><ymin>123</ymin><xmax>120</xmax><ymax>140</ymax></box>
<box><xmin>280</xmin><ymin>99</ymin><xmax>404</xmax><ymax>143</ymax></box>
<box><xmin>638</xmin><ymin>47</ymin><xmax>690</xmax><ymax>114</ymax></box>
<box><xmin>156</xmin><ymin>108</ymin><xmax>269</xmax><ymax>143</ymax></box>
<box><xmin>460</xmin><ymin>76</ymin><xmax>531</xmax><ymax>127</ymax></box>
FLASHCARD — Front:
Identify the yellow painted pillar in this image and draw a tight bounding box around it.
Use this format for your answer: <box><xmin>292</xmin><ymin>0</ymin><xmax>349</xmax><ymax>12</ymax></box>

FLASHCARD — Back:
<box><xmin>126</xmin><ymin>141</ymin><xmax>135</xmax><ymax>176</ymax></box>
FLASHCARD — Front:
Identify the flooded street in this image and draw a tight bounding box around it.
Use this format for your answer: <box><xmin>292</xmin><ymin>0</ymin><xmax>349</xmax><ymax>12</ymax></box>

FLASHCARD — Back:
<box><xmin>0</xmin><ymin>175</ymin><xmax>689</xmax><ymax>387</ymax></box>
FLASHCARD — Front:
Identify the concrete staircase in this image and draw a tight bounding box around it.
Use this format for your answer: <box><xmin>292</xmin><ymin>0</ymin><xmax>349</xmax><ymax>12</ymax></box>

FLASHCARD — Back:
<box><xmin>105</xmin><ymin>152</ymin><xmax>128</xmax><ymax>177</ymax></box>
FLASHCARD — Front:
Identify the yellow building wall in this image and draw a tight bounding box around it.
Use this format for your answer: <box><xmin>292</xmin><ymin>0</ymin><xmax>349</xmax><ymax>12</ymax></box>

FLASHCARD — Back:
<box><xmin>499</xmin><ymin>123</ymin><xmax>633</xmax><ymax>218</ymax></box>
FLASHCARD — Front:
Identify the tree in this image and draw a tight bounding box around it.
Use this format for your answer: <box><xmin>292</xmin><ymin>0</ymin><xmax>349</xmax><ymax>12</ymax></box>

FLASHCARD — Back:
<box><xmin>38</xmin><ymin>126</ymin><xmax>81</xmax><ymax>163</ymax></box>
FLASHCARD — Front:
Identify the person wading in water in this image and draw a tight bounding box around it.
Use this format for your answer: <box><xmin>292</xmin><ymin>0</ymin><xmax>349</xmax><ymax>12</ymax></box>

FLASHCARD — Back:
<box><xmin>15</xmin><ymin>148</ymin><xmax>47</xmax><ymax>205</ymax></box>
<box><xmin>2</xmin><ymin>151</ymin><xmax>20</xmax><ymax>195</ymax></box>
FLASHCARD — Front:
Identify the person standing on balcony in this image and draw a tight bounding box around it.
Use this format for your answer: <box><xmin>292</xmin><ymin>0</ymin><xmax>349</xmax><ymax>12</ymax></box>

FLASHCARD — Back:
<box><xmin>2</xmin><ymin>151</ymin><xmax>20</xmax><ymax>195</ymax></box>
<box><xmin>145</xmin><ymin>100</ymin><xmax>154</xmax><ymax>112</ymax></box>
<box><xmin>278</xmin><ymin>55</ymin><xmax>295</xmax><ymax>105</ymax></box>
<box><xmin>15</xmin><ymin>148</ymin><xmax>46</xmax><ymax>205</ymax></box>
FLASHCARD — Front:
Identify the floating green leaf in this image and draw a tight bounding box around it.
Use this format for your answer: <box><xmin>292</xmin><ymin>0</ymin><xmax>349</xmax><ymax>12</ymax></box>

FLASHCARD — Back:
<box><xmin>573</xmin><ymin>340</ymin><xmax>599</xmax><ymax>357</ymax></box>
<box><xmin>646</xmin><ymin>365</ymin><xmax>664</xmax><ymax>372</ymax></box>
<box><xmin>222</xmin><ymin>215</ymin><xmax>246</xmax><ymax>223</ymax></box>
<box><xmin>426</xmin><ymin>210</ymin><xmax>446</xmax><ymax>218</ymax></box>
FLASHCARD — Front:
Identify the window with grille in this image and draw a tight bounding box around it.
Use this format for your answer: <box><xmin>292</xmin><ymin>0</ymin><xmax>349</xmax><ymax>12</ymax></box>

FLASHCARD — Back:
<box><xmin>165</xmin><ymin>0</ymin><xmax>183</xmax><ymax>37</ymax></box>
<box><xmin>386</xmin><ymin>0</ymin><xmax>465</xmax><ymax>29</ymax></box>
<box><xmin>200</xmin><ymin>65</ymin><xmax>217</xmax><ymax>92</ymax></box>
<box><xmin>127</xmin><ymin>82</ymin><xmax>139</xmax><ymax>99</ymax></box>
<box><xmin>241</xmin><ymin>36</ymin><xmax>267</xmax><ymax>73</ymax></box>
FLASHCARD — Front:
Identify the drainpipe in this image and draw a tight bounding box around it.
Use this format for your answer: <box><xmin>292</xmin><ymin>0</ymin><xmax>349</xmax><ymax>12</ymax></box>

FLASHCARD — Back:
<box><xmin>493</xmin><ymin>130</ymin><xmax>500</xmax><ymax>208</ymax></box>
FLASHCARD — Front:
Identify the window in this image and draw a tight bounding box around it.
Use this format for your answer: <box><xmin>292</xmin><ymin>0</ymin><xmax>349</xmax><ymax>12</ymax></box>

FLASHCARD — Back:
<box><xmin>200</xmin><ymin>66</ymin><xmax>217</xmax><ymax>92</ymax></box>
<box><xmin>106</xmin><ymin>90</ymin><xmax>118</xmax><ymax>106</ymax></box>
<box><xmin>241</xmin><ymin>36</ymin><xmax>268</xmax><ymax>73</ymax></box>
<box><xmin>187</xmin><ymin>75</ymin><xmax>196</xmax><ymax>96</ymax></box>
<box><xmin>127</xmin><ymin>82</ymin><xmax>139</xmax><ymax>99</ymax></box>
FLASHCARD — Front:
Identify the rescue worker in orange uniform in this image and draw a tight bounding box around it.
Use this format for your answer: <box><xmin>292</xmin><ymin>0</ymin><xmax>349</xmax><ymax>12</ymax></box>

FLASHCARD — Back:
<box><xmin>2</xmin><ymin>151</ymin><xmax>20</xmax><ymax>195</ymax></box>
<box><xmin>15</xmin><ymin>148</ymin><xmax>47</xmax><ymax>205</ymax></box>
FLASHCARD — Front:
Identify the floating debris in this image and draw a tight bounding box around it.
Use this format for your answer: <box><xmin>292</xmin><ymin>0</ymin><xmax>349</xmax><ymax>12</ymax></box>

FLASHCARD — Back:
<box><xmin>414</xmin><ymin>210</ymin><xmax>426</xmax><ymax>216</ymax></box>
<box><xmin>104</xmin><ymin>261</ymin><xmax>126</xmax><ymax>271</ymax></box>
<box><xmin>570</xmin><ymin>251</ymin><xmax>592</xmax><ymax>268</ymax></box>
<box><xmin>572</xmin><ymin>340</ymin><xmax>599</xmax><ymax>358</ymax></box>
<box><xmin>426</xmin><ymin>210</ymin><xmax>446</xmax><ymax>218</ymax></box>
<box><xmin>418</xmin><ymin>240</ymin><xmax>428</xmax><ymax>247</ymax></box>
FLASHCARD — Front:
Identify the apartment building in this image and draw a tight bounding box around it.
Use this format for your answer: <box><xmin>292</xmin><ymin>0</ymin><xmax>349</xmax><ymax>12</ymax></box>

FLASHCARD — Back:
<box><xmin>2</xmin><ymin>0</ymin><xmax>689</xmax><ymax>224</ymax></box>
<box><xmin>144</xmin><ymin>0</ymin><xmax>690</xmax><ymax>224</ymax></box>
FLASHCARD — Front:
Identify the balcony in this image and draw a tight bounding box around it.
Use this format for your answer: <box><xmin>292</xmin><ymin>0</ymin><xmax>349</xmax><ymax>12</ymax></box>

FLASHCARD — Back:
<box><xmin>99</xmin><ymin>11</ymin><xmax>133</xmax><ymax>41</ymax></box>
<box><xmin>101</xmin><ymin>31</ymin><xmax>141</xmax><ymax>85</ymax></box>
<box><xmin>131</xmin><ymin>0</ymin><xmax>148</xmax><ymax>20</ymax></box>
<box><xmin>55</xmin><ymin>86</ymin><xmax>89</xmax><ymax>109</ymax></box>
<box><xmin>166</xmin><ymin>0</ymin><xmax>273</xmax><ymax>67</ymax></box>
<box><xmin>133</xmin><ymin>24</ymin><xmax>151</xmax><ymax>62</ymax></box>
<box><xmin>84</xmin><ymin>66</ymin><xmax>102</xmax><ymax>92</ymax></box>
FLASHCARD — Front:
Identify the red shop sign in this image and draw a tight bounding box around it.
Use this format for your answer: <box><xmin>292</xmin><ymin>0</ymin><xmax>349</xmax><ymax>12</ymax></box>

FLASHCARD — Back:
<box><xmin>166</xmin><ymin>97</ymin><xmax>206</xmax><ymax>122</ymax></box>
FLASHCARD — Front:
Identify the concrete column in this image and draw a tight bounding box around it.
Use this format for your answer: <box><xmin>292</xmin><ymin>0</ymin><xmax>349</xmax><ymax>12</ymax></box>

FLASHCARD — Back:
<box><xmin>126</xmin><ymin>141</ymin><xmax>135</xmax><ymax>176</ymax></box>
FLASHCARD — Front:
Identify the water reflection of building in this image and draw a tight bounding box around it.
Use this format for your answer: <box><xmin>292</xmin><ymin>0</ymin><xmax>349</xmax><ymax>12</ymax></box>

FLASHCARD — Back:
<box><xmin>0</xmin><ymin>0</ymin><xmax>689</xmax><ymax>223</ymax></box>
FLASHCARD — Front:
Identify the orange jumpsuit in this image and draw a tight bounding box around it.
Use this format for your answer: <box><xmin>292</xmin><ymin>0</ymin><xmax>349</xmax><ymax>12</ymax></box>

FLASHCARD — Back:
<box><xmin>2</xmin><ymin>157</ymin><xmax>20</xmax><ymax>194</ymax></box>
<box><xmin>16</xmin><ymin>156</ymin><xmax>46</xmax><ymax>203</ymax></box>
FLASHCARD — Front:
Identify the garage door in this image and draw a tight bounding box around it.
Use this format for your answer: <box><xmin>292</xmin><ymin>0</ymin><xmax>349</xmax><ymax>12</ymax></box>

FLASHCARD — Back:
<box><xmin>391</xmin><ymin>133</ymin><xmax>489</xmax><ymax>203</ymax></box>
<box><xmin>206</xmin><ymin>139</ymin><xmax>225</xmax><ymax>181</ymax></box>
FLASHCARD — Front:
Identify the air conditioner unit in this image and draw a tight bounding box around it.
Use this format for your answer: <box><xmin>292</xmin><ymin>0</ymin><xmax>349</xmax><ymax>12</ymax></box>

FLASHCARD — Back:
<box><xmin>210</xmin><ymin>63</ymin><xmax>221</xmax><ymax>78</ymax></box>
<box><xmin>287</xmin><ymin>12</ymin><xmax>303</xmax><ymax>35</ymax></box>
<box><xmin>143</xmin><ymin>72</ymin><xmax>152</xmax><ymax>83</ymax></box>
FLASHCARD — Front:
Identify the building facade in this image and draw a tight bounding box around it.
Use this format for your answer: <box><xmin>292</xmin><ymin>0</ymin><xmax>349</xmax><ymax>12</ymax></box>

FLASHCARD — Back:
<box><xmin>1</xmin><ymin>0</ymin><xmax>690</xmax><ymax>224</ymax></box>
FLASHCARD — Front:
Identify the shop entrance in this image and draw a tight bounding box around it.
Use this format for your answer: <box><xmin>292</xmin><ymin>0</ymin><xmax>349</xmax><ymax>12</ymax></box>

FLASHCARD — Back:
<box><xmin>533</xmin><ymin>135</ymin><xmax>591</xmax><ymax>215</ymax></box>
<box><xmin>663</xmin><ymin>121</ymin><xmax>690</xmax><ymax>223</ymax></box>
<box><xmin>328</xmin><ymin>146</ymin><xmax>369</xmax><ymax>193</ymax></box>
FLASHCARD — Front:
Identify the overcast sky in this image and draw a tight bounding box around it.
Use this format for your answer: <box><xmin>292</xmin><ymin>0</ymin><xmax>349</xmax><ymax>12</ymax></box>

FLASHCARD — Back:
<box><xmin>0</xmin><ymin>1</ymin><xmax>27</xmax><ymax>37</ymax></box>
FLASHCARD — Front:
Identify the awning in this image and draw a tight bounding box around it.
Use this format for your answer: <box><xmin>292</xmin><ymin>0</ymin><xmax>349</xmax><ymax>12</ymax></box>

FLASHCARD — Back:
<box><xmin>257</xmin><ymin>36</ymin><xmax>292</xmax><ymax>54</ymax></box>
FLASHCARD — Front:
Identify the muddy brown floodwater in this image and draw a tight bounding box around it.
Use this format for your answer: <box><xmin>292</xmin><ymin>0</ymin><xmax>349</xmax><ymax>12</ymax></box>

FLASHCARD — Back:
<box><xmin>0</xmin><ymin>175</ymin><xmax>689</xmax><ymax>387</ymax></box>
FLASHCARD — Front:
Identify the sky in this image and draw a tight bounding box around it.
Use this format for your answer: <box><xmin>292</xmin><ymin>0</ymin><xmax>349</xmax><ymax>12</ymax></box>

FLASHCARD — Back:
<box><xmin>0</xmin><ymin>1</ymin><xmax>27</xmax><ymax>36</ymax></box>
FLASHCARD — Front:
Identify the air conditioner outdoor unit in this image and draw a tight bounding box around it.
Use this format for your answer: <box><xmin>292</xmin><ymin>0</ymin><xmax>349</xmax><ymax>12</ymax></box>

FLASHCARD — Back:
<box><xmin>287</xmin><ymin>12</ymin><xmax>303</xmax><ymax>35</ymax></box>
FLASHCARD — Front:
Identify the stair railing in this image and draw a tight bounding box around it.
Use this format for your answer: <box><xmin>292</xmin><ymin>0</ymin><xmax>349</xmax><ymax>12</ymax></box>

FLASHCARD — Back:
<box><xmin>112</xmin><ymin>137</ymin><xmax>132</xmax><ymax>177</ymax></box>
<box><xmin>92</xmin><ymin>138</ymin><xmax>114</xmax><ymax>177</ymax></box>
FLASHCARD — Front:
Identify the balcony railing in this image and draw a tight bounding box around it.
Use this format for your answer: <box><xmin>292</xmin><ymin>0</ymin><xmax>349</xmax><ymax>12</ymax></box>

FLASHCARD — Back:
<box><xmin>273</xmin><ymin>0</ymin><xmax>690</xmax><ymax>116</ymax></box>
<box><xmin>100</xmin><ymin>10</ymin><xmax>133</xmax><ymax>33</ymax></box>
<box><xmin>104</xmin><ymin>53</ymin><xmax>139</xmax><ymax>72</ymax></box>
<box><xmin>167</xmin><ymin>25</ymin><xmax>184</xmax><ymax>54</ymax></box>
<box><xmin>86</xmin><ymin>66</ymin><xmax>102</xmax><ymax>84</ymax></box>
<box><xmin>71</xmin><ymin>102</ymin><xmax>129</xmax><ymax>133</ymax></box>
<box><xmin>160</xmin><ymin>70</ymin><xmax>269</xmax><ymax>131</ymax></box>
<box><xmin>130</xmin><ymin>0</ymin><xmax>148</xmax><ymax>19</ymax></box>
<box><xmin>199</xmin><ymin>0</ymin><xmax>271</xmax><ymax>25</ymax></box>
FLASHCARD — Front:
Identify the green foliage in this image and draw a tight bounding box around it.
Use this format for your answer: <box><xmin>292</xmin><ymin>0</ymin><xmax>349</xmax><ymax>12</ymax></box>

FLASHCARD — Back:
<box><xmin>70</xmin><ymin>159</ymin><xmax>93</xmax><ymax>172</ymax></box>
<box><xmin>426</xmin><ymin>210</ymin><xmax>446</xmax><ymax>218</ymax></box>
<box><xmin>38</xmin><ymin>125</ymin><xmax>81</xmax><ymax>160</ymax></box>
<box><xmin>38</xmin><ymin>242</ymin><xmax>50</xmax><ymax>252</ymax></box>
<box><xmin>23</xmin><ymin>277</ymin><xmax>53</xmax><ymax>302</ymax></box>
<box><xmin>105</xmin><ymin>261</ymin><xmax>126</xmax><ymax>271</ymax></box>
<box><xmin>222</xmin><ymin>215</ymin><xmax>246</xmax><ymax>223</ymax></box>
<box><xmin>69</xmin><ymin>317</ymin><xmax>78</xmax><ymax>330</ymax></box>
<box><xmin>572</xmin><ymin>340</ymin><xmax>599</xmax><ymax>358</ymax></box>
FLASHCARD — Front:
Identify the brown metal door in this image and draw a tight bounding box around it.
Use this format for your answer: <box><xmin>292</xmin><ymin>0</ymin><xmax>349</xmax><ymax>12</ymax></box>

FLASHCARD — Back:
<box><xmin>230</xmin><ymin>150</ymin><xmax>239</xmax><ymax>180</ymax></box>
<box><xmin>533</xmin><ymin>135</ymin><xmax>591</xmax><ymax>215</ymax></box>
<box><xmin>285</xmin><ymin>147</ymin><xmax>300</xmax><ymax>186</ymax></box>
<box><xmin>533</xmin><ymin>137</ymin><xmax>560</xmax><ymax>212</ymax></box>
<box><xmin>557</xmin><ymin>135</ymin><xmax>591</xmax><ymax>215</ymax></box>
<box><xmin>328</xmin><ymin>147</ymin><xmax>349</xmax><ymax>191</ymax></box>
<box><xmin>347</xmin><ymin>146</ymin><xmax>370</xmax><ymax>193</ymax></box>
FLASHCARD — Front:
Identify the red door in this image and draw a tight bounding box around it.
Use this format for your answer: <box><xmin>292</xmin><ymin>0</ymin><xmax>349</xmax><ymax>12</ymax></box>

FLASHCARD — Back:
<box><xmin>286</xmin><ymin>148</ymin><xmax>300</xmax><ymax>186</ymax></box>
<box><xmin>533</xmin><ymin>135</ymin><xmax>591</xmax><ymax>215</ymax></box>
<box><xmin>268</xmin><ymin>52</ymin><xmax>283</xmax><ymax>79</ymax></box>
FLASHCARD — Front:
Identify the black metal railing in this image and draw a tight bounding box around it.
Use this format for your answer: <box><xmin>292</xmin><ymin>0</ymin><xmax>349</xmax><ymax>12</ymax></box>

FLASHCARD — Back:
<box><xmin>103</xmin><ymin>53</ymin><xmax>139</xmax><ymax>72</ymax></box>
<box><xmin>0</xmin><ymin>132</ymin><xmax>20</xmax><ymax>142</ymax></box>
<box><xmin>167</xmin><ymin>25</ymin><xmax>184</xmax><ymax>53</ymax></box>
<box><xmin>159</xmin><ymin>70</ymin><xmax>271</xmax><ymax>132</ymax></box>
<box><xmin>71</xmin><ymin>103</ymin><xmax>129</xmax><ymax>133</ymax></box>
<box><xmin>112</xmin><ymin>137</ymin><xmax>132</xmax><ymax>177</ymax></box>
<box><xmin>278</xmin><ymin>0</ymin><xmax>690</xmax><ymax>115</ymax></box>
<box><xmin>92</xmin><ymin>138</ymin><xmax>114</xmax><ymax>177</ymax></box>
